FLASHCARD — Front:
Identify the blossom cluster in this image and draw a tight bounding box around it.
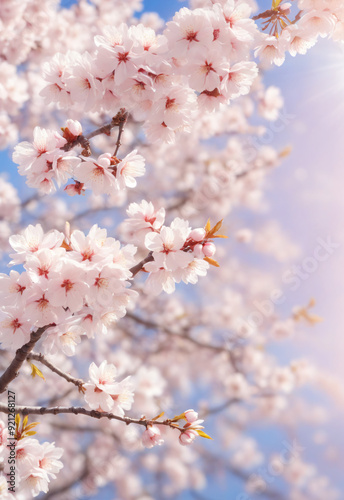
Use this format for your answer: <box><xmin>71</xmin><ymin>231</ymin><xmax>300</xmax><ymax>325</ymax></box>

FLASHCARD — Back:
<box><xmin>123</xmin><ymin>200</ymin><xmax>224</xmax><ymax>294</ymax></box>
<box><xmin>142</xmin><ymin>409</ymin><xmax>208</xmax><ymax>449</ymax></box>
<box><xmin>0</xmin><ymin>223</ymin><xmax>137</xmax><ymax>354</ymax></box>
<box><xmin>0</xmin><ymin>416</ymin><xmax>63</xmax><ymax>498</ymax></box>
<box><xmin>39</xmin><ymin>3</ymin><xmax>259</xmax><ymax>143</ymax></box>
<box><xmin>84</xmin><ymin>360</ymin><xmax>134</xmax><ymax>414</ymax></box>
<box><xmin>12</xmin><ymin>120</ymin><xmax>146</xmax><ymax>194</ymax></box>
<box><xmin>254</xmin><ymin>0</ymin><xmax>344</xmax><ymax>66</ymax></box>
<box><xmin>0</xmin><ymin>211</ymin><xmax>221</xmax><ymax>352</ymax></box>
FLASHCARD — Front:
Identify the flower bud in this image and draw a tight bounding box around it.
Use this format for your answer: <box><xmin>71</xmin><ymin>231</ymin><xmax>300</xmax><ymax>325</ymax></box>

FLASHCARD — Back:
<box><xmin>179</xmin><ymin>429</ymin><xmax>198</xmax><ymax>446</ymax></box>
<box><xmin>193</xmin><ymin>244</ymin><xmax>204</xmax><ymax>259</ymax></box>
<box><xmin>142</xmin><ymin>425</ymin><xmax>164</xmax><ymax>449</ymax></box>
<box><xmin>65</xmin><ymin>119</ymin><xmax>82</xmax><ymax>137</ymax></box>
<box><xmin>184</xmin><ymin>409</ymin><xmax>198</xmax><ymax>423</ymax></box>
<box><xmin>202</xmin><ymin>242</ymin><xmax>216</xmax><ymax>257</ymax></box>
<box><xmin>189</xmin><ymin>228</ymin><xmax>206</xmax><ymax>242</ymax></box>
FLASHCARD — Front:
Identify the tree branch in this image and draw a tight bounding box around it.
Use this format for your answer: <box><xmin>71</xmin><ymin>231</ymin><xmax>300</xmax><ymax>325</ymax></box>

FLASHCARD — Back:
<box><xmin>0</xmin><ymin>403</ymin><xmax>181</xmax><ymax>431</ymax></box>
<box><xmin>27</xmin><ymin>352</ymin><xmax>85</xmax><ymax>393</ymax></box>
<box><xmin>0</xmin><ymin>324</ymin><xmax>53</xmax><ymax>394</ymax></box>
<box><xmin>113</xmin><ymin>110</ymin><xmax>129</xmax><ymax>157</ymax></box>
<box><xmin>62</xmin><ymin>109</ymin><xmax>128</xmax><ymax>154</ymax></box>
<box><xmin>129</xmin><ymin>252</ymin><xmax>154</xmax><ymax>277</ymax></box>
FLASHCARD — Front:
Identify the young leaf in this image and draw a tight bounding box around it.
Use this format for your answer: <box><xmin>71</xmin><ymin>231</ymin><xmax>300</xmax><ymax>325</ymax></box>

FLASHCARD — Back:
<box><xmin>152</xmin><ymin>412</ymin><xmax>165</xmax><ymax>421</ymax></box>
<box><xmin>197</xmin><ymin>430</ymin><xmax>213</xmax><ymax>440</ymax></box>
<box><xmin>30</xmin><ymin>363</ymin><xmax>45</xmax><ymax>380</ymax></box>
<box><xmin>171</xmin><ymin>412</ymin><xmax>186</xmax><ymax>422</ymax></box>
<box><xmin>204</xmin><ymin>257</ymin><xmax>220</xmax><ymax>267</ymax></box>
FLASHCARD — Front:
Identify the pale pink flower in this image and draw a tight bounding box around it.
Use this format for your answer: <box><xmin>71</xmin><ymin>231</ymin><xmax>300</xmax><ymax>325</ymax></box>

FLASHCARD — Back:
<box><xmin>142</xmin><ymin>425</ymin><xmax>164</xmax><ymax>448</ymax></box>
<box><xmin>258</xmin><ymin>86</ymin><xmax>284</xmax><ymax>121</ymax></box>
<box><xmin>66</xmin><ymin>53</ymin><xmax>101</xmax><ymax>111</ymax></box>
<box><xmin>74</xmin><ymin>154</ymin><xmax>119</xmax><ymax>195</ymax></box>
<box><xmin>179</xmin><ymin>428</ymin><xmax>199</xmax><ymax>446</ymax></box>
<box><xmin>38</xmin><ymin>441</ymin><xmax>63</xmax><ymax>479</ymax></box>
<box><xmin>298</xmin><ymin>10</ymin><xmax>336</xmax><ymax>38</ymax></box>
<box><xmin>0</xmin><ymin>270</ymin><xmax>31</xmax><ymax>307</ymax></box>
<box><xmin>12</xmin><ymin>127</ymin><xmax>65</xmax><ymax>173</ymax></box>
<box><xmin>84</xmin><ymin>361</ymin><xmax>134</xmax><ymax>414</ymax></box>
<box><xmin>25</xmin><ymin>286</ymin><xmax>62</xmax><ymax>327</ymax></box>
<box><xmin>222</xmin><ymin>61</ymin><xmax>258</xmax><ymax>99</ymax></box>
<box><xmin>164</xmin><ymin>7</ymin><xmax>213</xmax><ymax>58</ymax></box>
<box><xmin>95</xmin><ymin>24</ymin><xmax>138</xmax><ymax>83</ymax></box>
<box><xmin>254</xmin><ymin>36</ymin><xmax>287</xmax><ymax>67</ymax></box>
<box><xmin>145</xmin><ymin>226</ymin><xmax>192</xmax><ymax>272</ymax></box>
<box><xmin>188</xmin><ymin>50</ymin><xmax>229</xmax><ymax>92</ymax></box>
<box><xmin>24</xmin><ymin>248</ymin><xmax>66</xmax><ymax>284</ymax></box>
<box><xmin>44</xmin><ymin>261</ymin><xmax>88</xmax><ymax>313</ymax></box>
<box><xmin>109</xmin><ymin>377</ymin><xmax>135</xmax><ymax>416</ymax></box>
<box><xmin>151</xmin><ymin>87</ymin><xmax>196</xmax><ymax>130</ymax></box>
<box><xmin>0</xmin><ymin>309</ymin><xmax>31</xmax><ymax>350</ymax></box>
<box><xmin>177</xmin><ymin>258</ymin><xmax>209</xmax><ymax>285</ymax></box>
<box><xmin>280</xmin><ymin>25</ymin><xmax>317</xmax><ymax>57</ymax></box>
<box><xmin>116</xmin><ymin>150</ymin><xmax>146</xmax><ymax>189</ymax></box>
<box><xmin>124</xmin><ymin>200</ymin><xmax>165</xmax><ymax>242</ymax></box>
<box><xmin>9</xmin><ymin>224</ymin><xmax>64</xmax><ymax>265</ymax></box>
<box><xmin>69</xmin><ymin>225</ymin><xmax>110</xmax><ymax>265</ymax></box>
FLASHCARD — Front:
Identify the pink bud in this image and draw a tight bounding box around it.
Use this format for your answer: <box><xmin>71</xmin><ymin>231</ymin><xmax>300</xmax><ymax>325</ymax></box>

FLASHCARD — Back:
<box><xmin>193</xmin><ymin>244</ymin><xmax>204</xmax><ymax>259</ymax></box>
<box><xmin>142</xmin><ymin>425</ymin><xmax>164</xmax><ymax>449</ymax></box>
<box><xmin>179</xmin><ymin>429</ymin><xmax>198</xmax><ymax>446</ymax></box>
<box><xmin>64</xmin><ymin>181</ymin><xmax>85</xmax><ymax>196</ymax></box>
<box><xmin>202</xmin><ymin>242</ymin><xmax>216</xmax><ymax>257</ymax></box>
<box><xmin>184</xmin><ymin>409</ymin><xmax>198</xmax><ymax>423</ymax></box>
<box><xmin>65</xmin><ymin>119</ymin><xmax>82</xmax><ymax>137</ymax></box>
<box><xmin>189</xmin><ymin>228</ymin><xmax>206</xmax><ymax>242</ymax></box>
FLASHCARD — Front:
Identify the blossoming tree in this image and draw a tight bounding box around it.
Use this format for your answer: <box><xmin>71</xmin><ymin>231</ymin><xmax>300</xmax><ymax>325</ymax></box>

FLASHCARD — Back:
<box><xmin>0</xmin><ymin>0</ymin><xmax>343</xmax><ymax>498</ymax></box>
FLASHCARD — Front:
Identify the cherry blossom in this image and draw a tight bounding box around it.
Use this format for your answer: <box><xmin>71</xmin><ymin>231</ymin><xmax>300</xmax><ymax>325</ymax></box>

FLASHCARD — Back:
<box><xmin>0</xmin><ymin>0</ymin><xmax>343</xmax><ymax>498</ymax></box>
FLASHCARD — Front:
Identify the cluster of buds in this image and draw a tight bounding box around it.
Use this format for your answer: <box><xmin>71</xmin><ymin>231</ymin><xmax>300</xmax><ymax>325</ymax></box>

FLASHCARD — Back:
<box><xmin>141</xmin><ymin>409</ymin><xmax>211</xmax><ymax>449</ymax></box>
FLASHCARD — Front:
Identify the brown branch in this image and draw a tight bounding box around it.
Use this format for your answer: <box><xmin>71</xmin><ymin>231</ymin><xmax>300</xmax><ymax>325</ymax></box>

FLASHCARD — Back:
<box><xmin>129</xmin><ymin>252</ymin><xmax>154</xmax><ymax>277</ymax></box>
<box><xmin>0</xmin><ymin>403</ymin><xmax>182</xmax><ymax>431</ymax></box>
<box><xmin>27</xmin><ymin>352</ymin><xmax>85</xmax><ymax>393</ymax></box>
<box><xmin>62</xmin><ymin>109</ymin><xmax>128</xmax><ymax>154</ymax></box>
<box><xmin>252</xmin><ymin>9</ymin><xmax>274</xmax><ymax>21</ymax></box>
<box><xmin>113</xmin><ymin>110</ymin><xmax>129</xmax><ymax>157</ymax></box>
<box><xmin>0</xmin><ymin>324</ymin><xmax>53</xmax><ymax>394</ymax></box>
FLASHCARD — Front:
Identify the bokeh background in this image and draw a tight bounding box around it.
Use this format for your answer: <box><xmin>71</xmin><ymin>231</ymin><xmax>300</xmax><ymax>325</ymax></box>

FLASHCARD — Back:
<box><xmin>1</xmin><ymin>1</ymin><xmax>344</xmax><ymax>498</ymax></box>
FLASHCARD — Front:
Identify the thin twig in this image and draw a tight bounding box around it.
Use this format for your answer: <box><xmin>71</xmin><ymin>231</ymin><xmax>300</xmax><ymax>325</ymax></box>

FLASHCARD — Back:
<box><xmin>0</xmin><ymin>403</ymin><xmax>181</xmax><ymax>431</ymax></box>
<box><xmin>0</xmin><ymin>324</ymin><xmax>53</xmax><ymax>394</ymax></box>
<box><xmin>113</xmin><ymin>111</ymin><xmax>129</xmax><ymax>157</ymax></box>
<box><xmin>129</xmin><ymin>252</ymin><xmax>154</xmax><ymax>277</ymax></box>
<box><xmin>62</xmin><ymin>109</ymin><xmax>128</xmax><ymax>154</ymax></box>
<box><xmin>27</xmin><ymin>352</ymin><xmax>85</xmax><ymax>392</ymax></box>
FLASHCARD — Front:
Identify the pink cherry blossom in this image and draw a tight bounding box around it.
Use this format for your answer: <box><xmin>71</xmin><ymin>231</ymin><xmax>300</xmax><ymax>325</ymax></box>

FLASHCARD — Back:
<box><xmin>142</xmin><ymin>425</ymin><xmax>164</xmax><ymax>448</ymax></box>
